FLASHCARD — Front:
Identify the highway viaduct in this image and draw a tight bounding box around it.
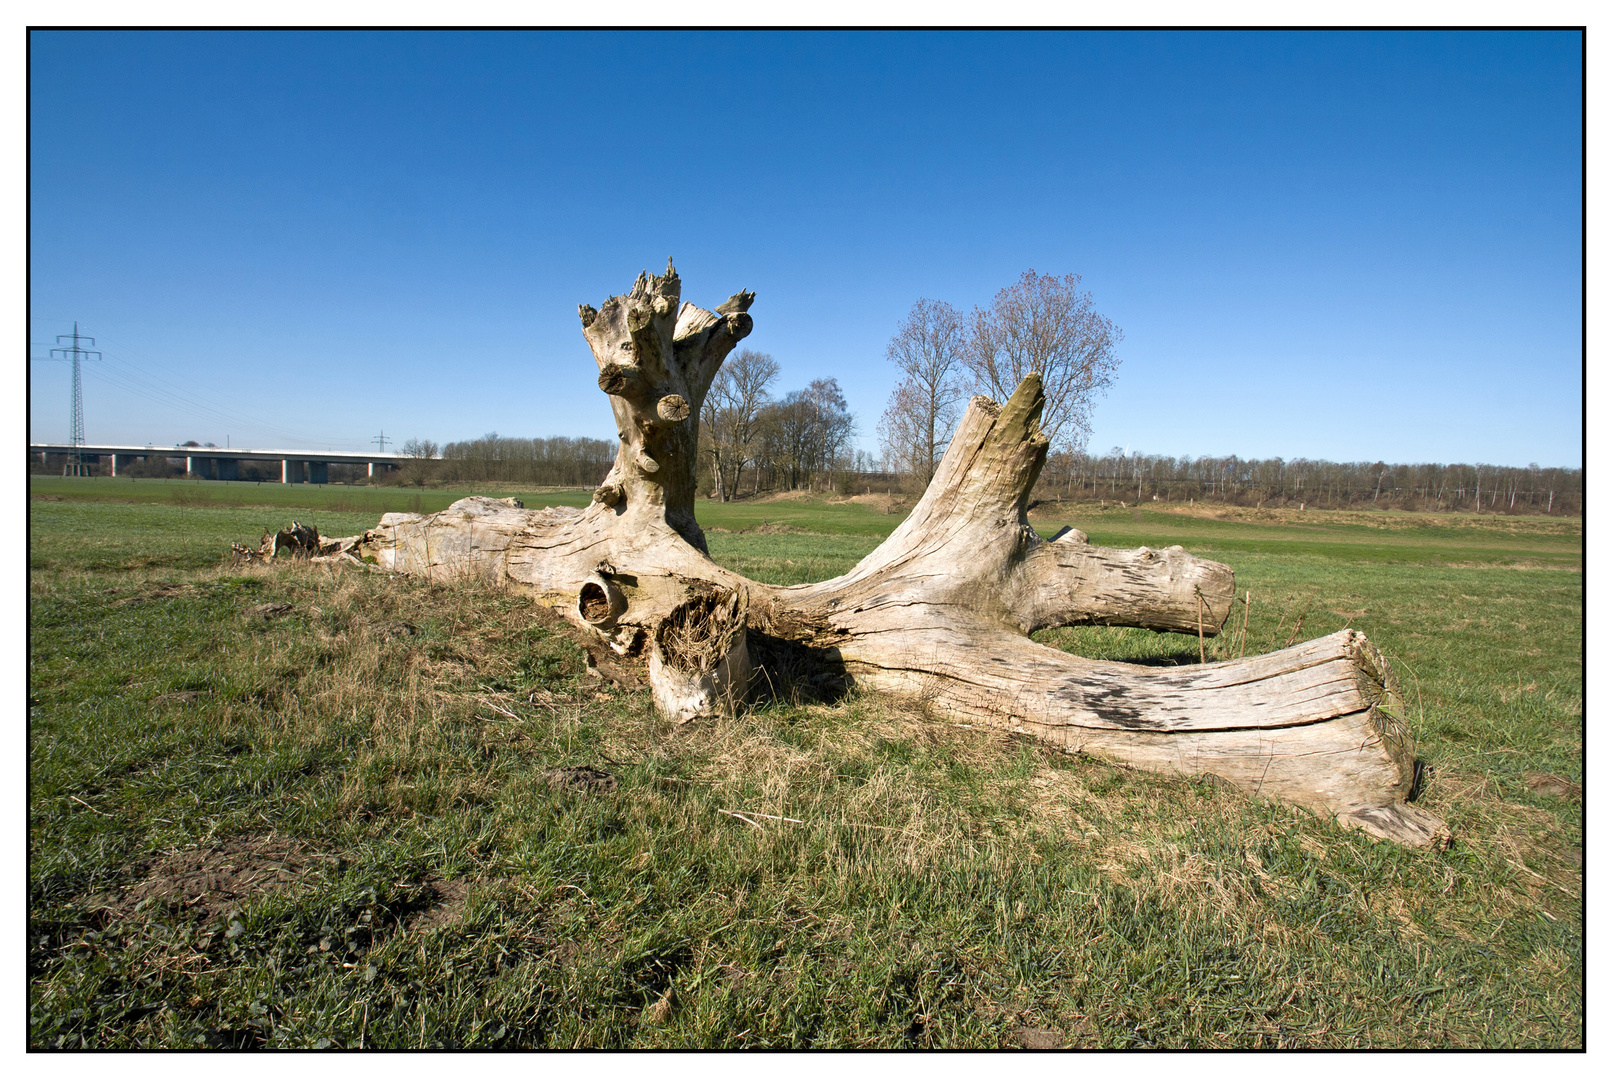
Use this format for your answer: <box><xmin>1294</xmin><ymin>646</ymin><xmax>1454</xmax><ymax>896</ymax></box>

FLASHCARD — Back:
<box><xmin>28</xmin><ymin>443</ymin><xmax>433</xmax><ymax>483</ymax></box>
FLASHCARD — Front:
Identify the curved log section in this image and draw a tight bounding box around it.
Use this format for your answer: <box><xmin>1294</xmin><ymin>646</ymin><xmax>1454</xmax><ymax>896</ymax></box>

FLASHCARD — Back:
<box><xmin>780</xmin><ymin>379</ymin><xmax>1236</xmax><ymax>636</ymax></box>
<box><xmin>342</xmin><ymin>263</ymin><xmax>1448</xmax><ymax>849</ymax></box>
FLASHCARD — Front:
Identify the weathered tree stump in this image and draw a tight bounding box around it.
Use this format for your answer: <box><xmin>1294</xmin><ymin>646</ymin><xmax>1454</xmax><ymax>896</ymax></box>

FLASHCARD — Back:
<box><xmin>334</xmin><ymin>262</ymin><xmax>1446</xmax><ymax>849</ymax></box>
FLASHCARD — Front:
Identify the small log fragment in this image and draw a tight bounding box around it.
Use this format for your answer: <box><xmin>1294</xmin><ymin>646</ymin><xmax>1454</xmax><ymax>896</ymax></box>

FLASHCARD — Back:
<box><xmin>230</xmin><ymin>541</ymin><xmax>270</xmax><ymax>566</ymax></box>
<box><xmin>274</xmin><ymin>521</ymin><xmax>320</xmax><ymax>558</ymax></box>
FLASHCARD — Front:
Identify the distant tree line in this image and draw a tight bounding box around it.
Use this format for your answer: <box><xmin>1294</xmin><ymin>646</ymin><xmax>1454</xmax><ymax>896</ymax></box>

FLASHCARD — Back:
<box><xmin>1030</xmin><ymin>450</ymin><xmax>1582</xmax><ymax>516</ymax></box>
<box><xmin>430</xmin><ymin>434</ymin><xmax>616</xmax><ymax>487</ymax></box>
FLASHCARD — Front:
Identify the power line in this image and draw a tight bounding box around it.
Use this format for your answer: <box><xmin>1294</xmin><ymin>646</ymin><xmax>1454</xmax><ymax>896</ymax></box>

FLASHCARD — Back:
<box><xmin>38</xmin><ymin>323</ymin><xmax>102</xmax><ymax>475</ymax></box>
<box><xmin>94</xmin><ymin>355</ymin><xmax>339</xmax><ymax>447</ymax></box>
<box><xmin>99</xmin><ymin>348</ymin><xmax>358</xmax><ymax>448</ymax></box>
<box><xmin>29</xmin><ymin>340</ymin><xmax>375</xmax><ymax>450</ymax></box>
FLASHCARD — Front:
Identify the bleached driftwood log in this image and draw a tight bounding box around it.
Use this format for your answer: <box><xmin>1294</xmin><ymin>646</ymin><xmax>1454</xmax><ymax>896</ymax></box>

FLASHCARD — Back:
<box><xmin>333</xmin><ymin>261</ymin><xmax>1446</xmax><ymax>849</ymax></box>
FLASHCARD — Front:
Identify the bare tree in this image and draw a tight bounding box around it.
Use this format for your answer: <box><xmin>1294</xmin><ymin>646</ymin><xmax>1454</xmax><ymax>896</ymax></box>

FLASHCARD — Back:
<box><xmin>877</xmin><ymin>298</ymin><xmax>968</xmax><ymax>485</ymax></box>
<box><xmin>965</xmin><ymin>270</ymin><xmax>1122</xmax><ymax>452</ymax></box>
<box><xmin>700</xmin><ymin>348</ymin><xmax>779</xmax><ymax>501</ymax></box>
<box><xmin>399</xmin><ymin>437</ymin><xmax>440</xmax><ymax>487</ymax></box>
<box><xmin>766</xmin><ymin>378</ymin><xmax>854</xmax><ymax>491</ymax></box>
<box><xmin>805</xmin><ymin>378</ymin><xmax>856</xmax><ymax>479</ymax></box>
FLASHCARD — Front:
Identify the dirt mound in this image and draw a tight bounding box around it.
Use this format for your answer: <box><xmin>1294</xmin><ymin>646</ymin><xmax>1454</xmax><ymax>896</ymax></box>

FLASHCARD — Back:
<box><xmin>848</xmin><ymin>492</ymin><xmax>911</xmax><ymax>515</ymax></box>
<box><xmin>110</xmin><ymin>836</ymin><xmax>316</xmax><ymax>921</ymax></box>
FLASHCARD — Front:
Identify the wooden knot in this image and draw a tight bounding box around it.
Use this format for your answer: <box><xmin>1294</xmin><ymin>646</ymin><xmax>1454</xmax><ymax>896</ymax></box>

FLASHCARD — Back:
<box><xmin>635</xmin><ymin>450</ymin><xmax>661</xmax><ymax>474</ymax></box>
<box><xmin>653</xmin><ymin>296</ymin><xmax>672</xmax><ymax>316</ymax></box>
<box><xmin>598</xmin><ymin>363</ymin><xmax>642</xmax><ymax>396</ymax></box>
<box><xmin>593</xmin><ymin>482</ymin><xmax>623</xmax><ymax>507</ymax></box>
<box><xmin>656</xmin><ymin>394</ymin><xmax>691</xmax><ymax>423</ymax></box>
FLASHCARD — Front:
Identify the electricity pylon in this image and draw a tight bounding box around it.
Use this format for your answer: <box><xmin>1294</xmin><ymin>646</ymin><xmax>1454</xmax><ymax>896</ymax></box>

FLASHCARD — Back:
<box><xmin>48</xmin><ymin>323</ymin><xmax>102</xmax><ymax>476</ymax></box>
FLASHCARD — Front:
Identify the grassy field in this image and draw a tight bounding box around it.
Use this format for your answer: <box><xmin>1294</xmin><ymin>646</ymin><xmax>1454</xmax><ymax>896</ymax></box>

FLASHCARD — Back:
<box><xmin>29</xmin><ymin>477</ymin><xmax>1583</xmax><ymax>1047</ymax></box>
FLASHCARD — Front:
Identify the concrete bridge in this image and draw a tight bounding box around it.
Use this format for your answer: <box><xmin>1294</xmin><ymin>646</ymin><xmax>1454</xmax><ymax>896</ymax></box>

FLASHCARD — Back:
<box><xmin>29</xmin><ymin>443</ymin><xmax>434</xmax><ymax>483</ymax></box>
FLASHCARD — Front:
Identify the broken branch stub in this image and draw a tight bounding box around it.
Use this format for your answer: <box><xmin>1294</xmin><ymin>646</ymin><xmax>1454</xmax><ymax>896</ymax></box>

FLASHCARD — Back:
<box><xmin>648</xmin><ymin>583</ymin><xmax>752</xmax><ymax>722</ymax></box>
<box><xmin>284</xmin><ymin>262</ymin><xmax>1448</xmax><ymax>849</ymax></box>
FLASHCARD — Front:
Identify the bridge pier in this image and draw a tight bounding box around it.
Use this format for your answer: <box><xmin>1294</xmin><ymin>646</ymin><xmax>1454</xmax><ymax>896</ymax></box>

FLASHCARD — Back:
<box><xmin>282</xmin><ymin>459</ymin><xmax>316</xmax><ymax>484</ymax></box>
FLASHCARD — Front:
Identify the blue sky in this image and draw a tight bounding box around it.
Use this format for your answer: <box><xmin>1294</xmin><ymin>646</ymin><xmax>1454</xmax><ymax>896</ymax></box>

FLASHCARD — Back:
<box><xmin>28</xmin><ymin>29</ymin><xmax>1583</xmax><ymax>467</ymax></box>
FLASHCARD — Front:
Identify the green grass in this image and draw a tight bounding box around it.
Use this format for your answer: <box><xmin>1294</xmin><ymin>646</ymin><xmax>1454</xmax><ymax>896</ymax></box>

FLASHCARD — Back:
<box><xmin>1050</xmin><ymin>503</ymin><xmax>1582</xmax><ymax>570</ymax></box>
<box><xmin>30</xmin><ymin>474</ymin><xmax>592</xmax><ymax>516</ymax></box>
<box><xmin>698</xmin><ymin>496</ymin><xmax>904</xmax><ymax>538</ymax></box>
<box><xmin>29</xmin><ymin>488</ymin><xmax>1582</xmax><ymax>1047</ymax></box>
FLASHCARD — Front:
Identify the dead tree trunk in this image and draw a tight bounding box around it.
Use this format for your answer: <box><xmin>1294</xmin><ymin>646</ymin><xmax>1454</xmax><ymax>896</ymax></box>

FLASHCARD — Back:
<box><xmin>340</xmin><ymin>262</ymin><xmax>1447</xmax><ymax>850</ymax></box>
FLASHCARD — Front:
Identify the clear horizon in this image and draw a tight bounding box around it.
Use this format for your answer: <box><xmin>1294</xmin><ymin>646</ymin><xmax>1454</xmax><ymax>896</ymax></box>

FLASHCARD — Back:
<box><xmin>29</xmin><ymin>30</ymin><xmax>1584</xmax><ymax>469</ymax></box>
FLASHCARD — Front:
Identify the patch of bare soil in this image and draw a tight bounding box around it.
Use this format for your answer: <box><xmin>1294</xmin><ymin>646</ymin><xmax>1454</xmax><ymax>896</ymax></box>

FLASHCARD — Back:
<box><xmin>113</xmin><ymin>582</ymin><xmax>197</xmax><ymax>606</ymax></box>
<box><xmin>544</xmin><ymin>766</ymin><xmax>617</xmax><ymax>795</ymax></box>
<box><xmin>1012</xmin><ymin>1027</ymin><xmax>1066</xmax><ymax>1049</ymax></box>
<box><xmin>741</xmin><ymin>521</ymin><xmax>801</xmax><ymax>535</ymax></box>
<box><xmin>404</xmin><ymin>879</ymin><xmax>471</xmax><ymax>932</ymax></box>
<box><xmin>104</xmin><ymin>836</ymin><xmax>318</xmax><ymax>922</ymax></box>
<box><xmin>1525</xmin><ymin>772</ymin><xmax>1583</xmax><ymax>800</ymax></box>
